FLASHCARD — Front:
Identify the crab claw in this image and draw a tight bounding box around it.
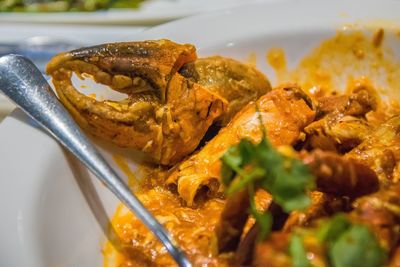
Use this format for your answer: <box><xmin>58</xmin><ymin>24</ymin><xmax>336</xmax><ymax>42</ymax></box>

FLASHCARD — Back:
<box><xmin>46</xmin><ymin>40</ymin><xmax>224</xmax><ymax>165</ymax></box>
<box><xmin>46</xmin><ymin>39</ymin><xmax>197</xmax><ymax>101</ymax></box>
<box><xmin>46</xmin><ymin>40</ymin><xmax>272</xmax><ymax>165</ymax></box>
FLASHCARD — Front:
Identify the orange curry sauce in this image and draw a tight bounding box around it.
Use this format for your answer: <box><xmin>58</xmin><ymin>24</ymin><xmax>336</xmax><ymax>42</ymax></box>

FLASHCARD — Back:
<box><xmin>104</xmin><ymin>28</ymin><xmax>400</xmax><ymax>266</ymax></box>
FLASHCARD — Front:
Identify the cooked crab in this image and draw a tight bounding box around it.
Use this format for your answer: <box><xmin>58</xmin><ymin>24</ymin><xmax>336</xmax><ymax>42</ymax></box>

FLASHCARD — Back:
<box><xmin>304</xmin><ymin>86</ymin><xmax>377</xmax><ymax>153</ymax></box>
<box><xmin>216</xmin><ymin>148</ymin><xmax>379</xmax><ymax>254</ymax></box>
<box><xmin>166</xmin><ymin>84</ymin><xmax>316</xmax><ymax>206</ymax></box>
<box><xmin>46</xmin><ymin>40</ymin><xmax>270</xmax><ymax>165</ymax></box>
<box><xmin>347</xmin><ymin>115</ymin><xmax>400</xmax><ymax>184</ymax></box>
<box><xmin>252</xmin><ymin>183</ymin><xmax>400</xmax><ymax>267</ymax></box>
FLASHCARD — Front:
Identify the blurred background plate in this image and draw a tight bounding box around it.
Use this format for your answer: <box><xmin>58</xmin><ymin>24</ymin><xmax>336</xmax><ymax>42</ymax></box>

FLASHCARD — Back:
<box><xmin>0</xmin><ymin>0</ymin><xmax>271</xmax><ymax>25</ymax></box>
<box><xmin>0</xmin><ymin>23</ymin><xmax>146</xmax><ymax>44</ymax></box>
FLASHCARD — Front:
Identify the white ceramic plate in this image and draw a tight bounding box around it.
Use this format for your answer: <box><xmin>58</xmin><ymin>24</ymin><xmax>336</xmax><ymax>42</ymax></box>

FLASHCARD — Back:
<box><xmin>0</xmin><ymin>0</ymin><xmax>270</xmax><ymax>25</ymax></box>
<box><xmin>1</xmin><ymin>0</ymin><xmax>400</xmax><ymax>266</ymax></box>
<box><xmin>0</xmin><ymin>24</ymin><xmax>146</xmax><ymax>121</ymax></box>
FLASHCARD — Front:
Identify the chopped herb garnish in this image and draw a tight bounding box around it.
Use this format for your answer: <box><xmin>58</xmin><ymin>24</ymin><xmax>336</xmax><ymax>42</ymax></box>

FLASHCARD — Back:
<box><xmin>248</xmin><ymin>184</ymin><xmax>272</xmax><ymax>241</ymax></box>
<box><xmin>326</xmin><ymin>218</ymin><xmax>387</xmax><ymax>267</ymax></box>
<box><xmin>220</xmin><ymin>121</ymin><xmax>315</xmax><ymax>240</ymax></box>
<box><xmin>221</xmin><ymin>137</ymin><xmax>315</xmax><ymax>212</ymax></box>
<box><xmin>288</xmin><ymin>214</ymin><xmax>387</xmax><ymax>267</ymax></box>
<box><xmin>0</xmin><ymin>0</ymin><xmax>144</xmax><ymax>12</ymax></box>
<box><xmin>316</xmin><ymin>214</ymin><xmax>387</xmax><ymax>267</ymax></box>
<box><xmin>250</xmin><ymin>206</ymin><xmax>272</xmax><ymax>241</ymax></box>
<box><xmin>289</xmin><ymin>234</ymin><xmax>311</xmax><ymax>267</ymax></box>
<box><xmin>317</xmin><ymin>213</ymin><xmax>350</xmax><ymax>244</ymax></box>
<box><xmin>219</xmin><ymin>115</ymin><xmax>387</xmax><ymax>267</ymax></box>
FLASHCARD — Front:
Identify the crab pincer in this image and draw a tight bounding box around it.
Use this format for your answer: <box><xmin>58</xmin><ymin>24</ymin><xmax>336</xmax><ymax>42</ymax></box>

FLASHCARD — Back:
<box><xmin>46</xmin><ymin>40</ymin><xmax>270</xmax><ymax>165</ymax></box>
<box><xmin>46</xmin><ymin>40</ymin><xmax>222</xmax><ymax>165</ymax></box>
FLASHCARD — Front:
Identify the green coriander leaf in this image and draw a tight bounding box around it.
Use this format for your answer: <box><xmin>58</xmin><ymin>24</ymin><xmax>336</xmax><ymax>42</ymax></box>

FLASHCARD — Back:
<box><xmin>221</xmin><ymin>145</ymin><xmax>242</xmax><ymax>186</ymax></box>
<box><xmin>289</xmin><ymin>234</ymin><xmax>311</xmax><ymax>267</ymax></box>
<box><xmin>255</xmin><ymin>104</ymin><xmax>267</xmax><ymax>138</ymax></box>
<box><xmin>256</xmin><ymin>142</ymin><xmax>282</xmax><ymax>173</ymax></box>
<box><xmin>317</xmin><ymin>214</ymin><xmax>350</xmax><ymax>244</ymax></box>
<box><xmin>220</xmin><ymin>126</ymin><xmax>315</xmax><ymax>241</ymax></box>
<box><xmin>237</xmin><ymin>139</ymin><xmax>257</xmax><ymax>166</ymax></box>
<box><xmin>221</xmin><ymin>138</ymin><xmax>265</xmax><ymax>192</ymax></box>
<box><xmin>252</xmin><ymin>210</ymin><xmax>272</xmax><ymax>241</ymax></box>
<box><xmin>280</xmin><ymin>193</ymin><xmax>311</xmax><ymax>212</ymax></box>
<box><xmin>329</xmin><ymin>225</ymin><xmax>387</xmax><ymax>267</ymax></box>
<box><xmin>226</xmin><ymin>167</ymin><xmax>265</xmax><ymax>195</ymax></box>
<box><xmin>109</xmin><ymin>0</ymin><xmax>143</xmax><ymax>9</ymax></box>
<box><xmin>221</xmin><ymin>161</ymin><xmax>235</xmax><ymax>187</ymax></box>
<box><xmin>249</xmin><ymin>193</ymin><xmax>272</xmax><ymax>241</ymax></box>
<box><xmin>261</xmin><ymin>158</ymin><xmax>314</xmax><ymax>212</ymax></box>
<box><xmin>221</xmin><ymin>145</ymin><xmax>242</xmax><ymax>171</ymax></box>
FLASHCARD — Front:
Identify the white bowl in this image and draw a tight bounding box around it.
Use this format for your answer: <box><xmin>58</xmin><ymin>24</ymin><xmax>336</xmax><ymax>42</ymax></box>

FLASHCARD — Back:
<box><xmin>1</xmin><ymin>0</ymin><xmax>400</xmax><ymax>266</ymax></box>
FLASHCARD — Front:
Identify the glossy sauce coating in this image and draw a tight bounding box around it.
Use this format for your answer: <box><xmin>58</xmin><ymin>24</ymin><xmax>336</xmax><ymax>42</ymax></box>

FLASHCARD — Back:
<box><xmin>104</xmin><ymin>28</ymin><xmax>400</xmax><ymax>267</ymax></box>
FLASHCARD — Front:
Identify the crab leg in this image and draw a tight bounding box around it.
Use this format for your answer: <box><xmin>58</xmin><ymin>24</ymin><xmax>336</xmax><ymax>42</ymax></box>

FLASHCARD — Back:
<box><xmin>301</xmin><ymin>149</ymin><xmax>379</xmax><ymax>197</ymax></box>
<box><xmin>166</xmin><ymin>84</ymin><xmax>316</xmax><ymax>206</ymax></box>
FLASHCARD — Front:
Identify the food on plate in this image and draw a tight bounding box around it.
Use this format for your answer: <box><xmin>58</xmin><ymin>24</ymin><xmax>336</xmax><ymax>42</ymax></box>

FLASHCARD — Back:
<box><xmin>304</xmin><ymin>86</ymin><xmax>377</xmax><ymax>153</ymax></box>
<box><xmin>0</xmin><ymin>0</ymin><xmax>144</xmax><ymax>12</ymax></box>
<box><xmin>179</xmin><ymin>56</ymin><xmax>271</xmax><ymax>126</ymax></box>
<box><xmin>46</xmin><ymin>40</ymin><xmax>270</xmax><ymax>165</ymax></box>
<box><xmin>166</xmin><ymin>84</ymin><xmax>315</xmax><ymax>206</ymax></box>
<box><xmin>47</xmin><ymin>30</ymin><xmax>400</xmax><ymax>266</ymax></box>
<box><xmin>346</xmin><ymin>116</ymin><xmax>400</xmax><ymax>184</ymax></box>
<box><xmin>252</xmin><ymin>184</ymin><xmax>400</xmax><ymax>267</ymax></box>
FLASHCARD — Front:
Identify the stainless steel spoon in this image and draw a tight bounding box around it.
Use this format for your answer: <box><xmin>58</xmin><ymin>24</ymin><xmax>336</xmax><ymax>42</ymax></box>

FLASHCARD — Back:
<box><xmin>0</xmin><ymin>54</ymin><xmax>192</xmax><ymax>267</ymax></box>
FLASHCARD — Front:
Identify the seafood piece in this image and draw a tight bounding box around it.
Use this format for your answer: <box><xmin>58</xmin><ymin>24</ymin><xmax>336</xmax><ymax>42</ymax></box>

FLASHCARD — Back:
<box><xmin>301</xmin><ymin>149</ymin><xmax>379</xmax><ymax>197</ymax></box>
<box><xmin>108</xmin><ymin>186</ymin><xmax>228</xmax><ymax>266</ymax></box>
<box><xmin>347</xmin><ymin>116</ymin><xmax>400</xmax><ymax>184</ymax></box>
<box><xmin>282</xmin><ymin>191</ymin><xmax>350</xmax><ymax>231</ymax></box>
<box><xmin>216</xmin><ymin>189</ymin><xmax>250</xmax><ymax>252</ymax></box>
<box><xmin>351</xmin><ymin>185</ymin><xmax>400</xmax><ymax>252</ymax></box>
<box><xmin>166</xmin><ymin>84</ymin><xmax>316</xmax><ymax>206</ymax></box>
<box><xmin>180</xmin><ymin>56</ymin><xmax>271</xmax><ymax>125</ymax></box>
<box><xmin>305</xmin><ymin>87</ymin><xmax>377</xmax><ymax>153</ymax></box>
<box><xmin>390</xmin><ymin>247</ymin><xmax>400</xmax><ymax>267</ymax></box>
<box><xmin>253</xmin><ymin>184</ymin><xmax>400</xmax><ymax>267</ymax></box>
<box><xmin>253</xmin><ymin>231</ymin><xmax>328</xmax><ymax>267</ymax></box>
<box><xmin>46</xmin><ymin>40</ymin><xmax>270</xmax><ymax>165</ymax></box>
<box><xmin>305</xmin><ymin>115</ymin><xmax>372</xmax><ymax>152</ymax></box>
<box><xmin>234</xmin><ymin>192</ymin><xmax>348</xmax><ymax>264</ymax></box>
<box><xmin>216</xmin><ymin>149</ymin><xmax>377</xmax><ymax>254</ymax></box>
<box><xmin>316</xmin><ymin>85</ymin><xmax>377</xmax><ymax>118</ymax></box>
<box><xmin>234</xmin><ymin>201</ymin><xmax>292</xmax><ymax>265</ymax></box>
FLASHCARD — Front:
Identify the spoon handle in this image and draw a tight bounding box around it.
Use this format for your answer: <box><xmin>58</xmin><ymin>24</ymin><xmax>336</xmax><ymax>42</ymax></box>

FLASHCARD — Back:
<box><xmin>0</xmin><ymin>55</ymin><xmax>191</xmax><ymax>267</ymax></box>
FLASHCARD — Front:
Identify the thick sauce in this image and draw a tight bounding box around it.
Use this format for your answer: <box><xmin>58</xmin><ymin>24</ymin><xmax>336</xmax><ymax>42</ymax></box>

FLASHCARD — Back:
<box><xmin>104</xmin><ymin>28</ymin><xmax>400</xmax><ymax>267</ymax></box>
<box><xmin>267</xmin><ymin>28</ymin><xmax>400</xmax><ymax>102</ymax></box>
<box><xmin>104</xmin><ymin>182</ymin><xmax>230</xmax><ymax>266</ymax></box>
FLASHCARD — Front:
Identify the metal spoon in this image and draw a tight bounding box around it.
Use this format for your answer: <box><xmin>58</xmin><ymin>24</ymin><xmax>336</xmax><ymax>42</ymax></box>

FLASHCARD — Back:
<box><xmin>0</xmin><ymin>55</ymin><xmax>192</xmax><ymax>267</ymax></box>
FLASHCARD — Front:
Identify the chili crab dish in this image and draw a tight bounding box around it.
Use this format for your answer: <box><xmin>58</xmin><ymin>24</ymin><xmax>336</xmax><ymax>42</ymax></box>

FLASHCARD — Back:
<box><xmin>46</xmin><ymin>29</ymin><xmax>400</xmax><ymax>267</ymax></box>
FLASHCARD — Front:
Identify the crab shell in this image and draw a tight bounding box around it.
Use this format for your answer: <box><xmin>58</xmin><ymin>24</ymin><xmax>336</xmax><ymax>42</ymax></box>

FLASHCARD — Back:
<box><xmin>46</xmin><ymin>39</ymin><xmax>271</xmax><ymax>165</ymax></box>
